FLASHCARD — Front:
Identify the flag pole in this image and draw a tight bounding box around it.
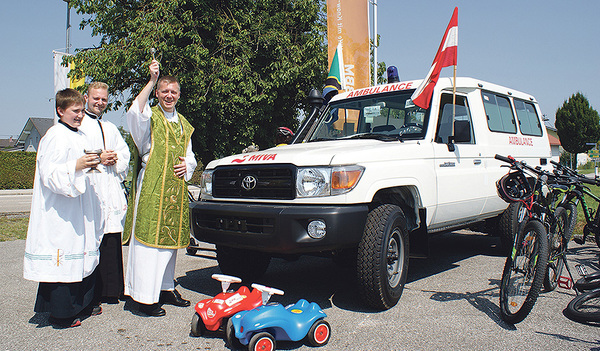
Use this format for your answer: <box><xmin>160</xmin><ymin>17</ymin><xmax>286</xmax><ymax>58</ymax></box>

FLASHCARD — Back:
<box><xmin>452</xmin><ymin>65</ymin><xmax>456</xmax><ymax>118</ymax></box>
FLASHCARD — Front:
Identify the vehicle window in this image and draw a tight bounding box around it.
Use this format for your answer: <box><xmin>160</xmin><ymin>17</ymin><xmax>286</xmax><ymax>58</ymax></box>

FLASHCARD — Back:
<box><xmin>308</xmin><ymin>90</ymin><xmax>428</xmax><ymax>142</ymax></box>
<box><xmin>514</xmin><ymin>99</ymin><xmax>543</xmax><ymax>136</ymax></box>
<box><xmin>482</xmin><ymin>91</ymin><xmax>517</xmax><ymax>134</ymax></box>
<box><xmin>435</xmin><ymin>94</ymin><xmax>474</xmax><ymax>144</ymax></box>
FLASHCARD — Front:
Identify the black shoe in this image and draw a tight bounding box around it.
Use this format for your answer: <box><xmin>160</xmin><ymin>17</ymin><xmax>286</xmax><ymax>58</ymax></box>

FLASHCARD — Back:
<box><xmin>159</xmin><ymin>289</ymin><xmax>191</xmax><ymax>307</ymax></box>
<box><xmin>138</xmin><ymin>303</ymin><xmax>166</xmax><ymax>317</ymax></box>
<box><xmin>49</xmin><ymin>316</ymin><xmax>81</xmax><ymax>328</ymax></box>
<box><xmin>91</xmin><ymin>304</ymin><xmax>102</xmax><ymax>316</ymax></box>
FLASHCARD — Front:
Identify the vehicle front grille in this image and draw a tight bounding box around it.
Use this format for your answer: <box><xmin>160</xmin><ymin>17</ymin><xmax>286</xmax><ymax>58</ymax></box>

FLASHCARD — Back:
<box><xmin>195</xmin><ymin>213</ymin><xmax>275</xmax><ymax>235</ymax></box>
<box><xmin>212</xmin><ymin>164</ymin><xmax>296</xmax><ymax>200</ymax></box>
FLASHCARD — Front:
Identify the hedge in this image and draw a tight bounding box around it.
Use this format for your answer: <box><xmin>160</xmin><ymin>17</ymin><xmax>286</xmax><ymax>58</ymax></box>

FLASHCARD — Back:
<box><xmin>0</xmin><ymin>151</ymin><xmax>36</xmax><ymax>189</ymax></box>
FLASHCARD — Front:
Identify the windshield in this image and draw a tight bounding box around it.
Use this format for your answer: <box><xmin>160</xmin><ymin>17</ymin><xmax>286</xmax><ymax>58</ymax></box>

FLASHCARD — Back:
<box><xmin>307</xmin><ymin>90</ymin><xmax>429</xmax><ymax>142</ymax></box>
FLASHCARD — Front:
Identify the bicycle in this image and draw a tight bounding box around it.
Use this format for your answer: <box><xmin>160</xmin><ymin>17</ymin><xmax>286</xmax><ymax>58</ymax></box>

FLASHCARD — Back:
<box><xmin>495</xmin><ymin>154</ymin><xmax>550</xmax><ymax>324</ymax></box>
<box><xmin>564</xmin><ymin>265</ymin><xmax>600</xmax><ymax>324</ymax></box>
<box><xmin>550</xmin><ymin>160</ymin><xmax>600</xmax><ymax>249</ymax></box>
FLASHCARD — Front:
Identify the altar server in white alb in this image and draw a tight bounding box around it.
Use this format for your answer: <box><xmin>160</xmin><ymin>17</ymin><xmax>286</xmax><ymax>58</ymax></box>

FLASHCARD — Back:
<box><xmin>23</xmin><ymin>88</ymin><xmax>104</xmax><ymax>328</ymax></box>
<box><xmin>123</xmin><ymin>59</ymin><xmax>196</xmax><ymax>317</ymax></box>
<box><xmin>80</xmin><ymin>82</ymin><xmax>130</xmax><ymax>308</ymax></box>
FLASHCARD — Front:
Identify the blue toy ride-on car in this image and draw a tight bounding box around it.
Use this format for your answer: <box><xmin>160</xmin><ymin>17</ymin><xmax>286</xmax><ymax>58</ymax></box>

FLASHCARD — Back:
<box><xmin>226</xmin><ymin>284</ymin><xmax>331</xmax><ymax>351</ymax></box>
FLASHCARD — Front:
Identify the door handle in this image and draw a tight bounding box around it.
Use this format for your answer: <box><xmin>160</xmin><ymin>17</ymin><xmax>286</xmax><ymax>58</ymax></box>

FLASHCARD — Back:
<box><xmin>473</xmin><ymin>159</ymin><xmax>482</xmax><ymax>165</ymax></box>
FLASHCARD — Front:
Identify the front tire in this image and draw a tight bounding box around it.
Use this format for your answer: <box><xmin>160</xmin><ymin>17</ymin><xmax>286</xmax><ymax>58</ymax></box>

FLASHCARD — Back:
<box><xmin>190</xmin><ymin>312</ymin><xmax>206</xmax><ymax>337</ymax></box>
<box><xmin>357</xmin><ymin>204</ymin><xmax>409</xmax><ymax>310</ymax></box>
<box><xmin>564</xmin><ymin>289</ymin><xmax>600</xmax><ymax>323</ymax></box>
<box><xmin>544</xmin><ymin>206</ymin><xmax>568</xmax><ymax>292</ymax></box>
<box><xmin>499</xmin><ymin>219</ymin><xmax>549</xmax><ymax>324</ymax></box>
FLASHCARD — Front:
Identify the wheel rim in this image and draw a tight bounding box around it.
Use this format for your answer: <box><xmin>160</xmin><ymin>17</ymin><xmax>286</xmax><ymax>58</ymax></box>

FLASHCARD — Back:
<box><xmin>313</xmin><ymin>323</ymin><xmax>330</xmax><ymax>344</ymax></box>
<box><xmin>387</xmin><ymin>228</ymin><xmax>403</xmax><ymax>288</ymax></box>
<box><xmin>506</xmin><ymin>230</ymin><xmax>538</xmax><ymax>313</ymax></box>
<box><xmin>254</xmin><ymin>336</ymin><xmax>274</xmax><ymax>351</ymax></box>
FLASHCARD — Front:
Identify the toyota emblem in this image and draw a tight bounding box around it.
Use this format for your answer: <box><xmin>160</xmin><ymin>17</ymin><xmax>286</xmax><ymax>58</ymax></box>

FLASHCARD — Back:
<box><xmin>241</xmin><ymin>175</ymin><xmax>257</xmax><ymax>190</ymax></box>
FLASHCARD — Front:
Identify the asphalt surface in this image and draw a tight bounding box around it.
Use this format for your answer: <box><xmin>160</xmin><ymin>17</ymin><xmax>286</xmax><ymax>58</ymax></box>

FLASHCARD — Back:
<box><xmin>1</xmin><ymin>230</ymin><xmax>599</xmax><ymax>350</ymax></box>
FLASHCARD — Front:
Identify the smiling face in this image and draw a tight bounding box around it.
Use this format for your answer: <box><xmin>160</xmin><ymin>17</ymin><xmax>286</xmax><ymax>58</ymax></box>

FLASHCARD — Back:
<box><xmin>155</xmin><ymin>80</ymin><xmax>180</xmax><ymax>113</ymax></box>
<box><xmin>57</xmin><ymin>102</ymin><xmax>85</xmax><ymax>128</ymax></box>
<box><xmin>85</xmin><ymin>87</ymin><xmax>108</xmax><ymax>116</ymax></box>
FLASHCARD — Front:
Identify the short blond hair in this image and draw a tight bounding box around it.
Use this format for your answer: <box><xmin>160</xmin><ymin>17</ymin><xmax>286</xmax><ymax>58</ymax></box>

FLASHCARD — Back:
<box><xmin>87</xmin><ymin>81</ymin><xmax>109</xmax><ymax>93</ymax></box>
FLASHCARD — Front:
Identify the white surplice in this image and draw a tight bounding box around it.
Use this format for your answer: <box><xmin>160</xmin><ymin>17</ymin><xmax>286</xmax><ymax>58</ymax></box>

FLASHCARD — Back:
<box><xmin>124</xmin><ymin>99</ymin><xmax>197</xmax><ymax>304</ymax></box>
<box><xmin>23</xmin><ymin>123</ymin><xmax>104</xmax><ymax>283</ymax></box>
<box><xmin>79</xmin><ymin>111</ymin><xmax>130</xmax><ymax>233</ymax></box>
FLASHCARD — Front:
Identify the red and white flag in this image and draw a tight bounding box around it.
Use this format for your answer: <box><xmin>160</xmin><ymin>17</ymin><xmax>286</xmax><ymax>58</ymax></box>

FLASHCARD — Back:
<box><xmin>411</xmin><ymin>7</ymin><xmax>458</xmax><ymax>109</ymax></box>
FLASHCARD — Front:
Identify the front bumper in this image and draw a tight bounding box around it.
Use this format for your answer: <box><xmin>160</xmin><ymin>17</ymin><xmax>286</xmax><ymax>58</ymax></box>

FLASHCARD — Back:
<box><xmin>190</xmin><ymin>201</ymin><xmax>368</xmax><ymax>254</ymax></box>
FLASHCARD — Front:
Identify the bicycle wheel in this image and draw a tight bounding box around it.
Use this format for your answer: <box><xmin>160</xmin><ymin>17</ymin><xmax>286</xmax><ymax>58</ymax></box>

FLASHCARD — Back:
<box><xmin>575</xmin><ymin>271</ymin><xmax>600</xmax><ymax>292</ymax></box>
<box><xmin>563</xmin><ymin>202</ymin><xmax>578</xmax><ymax>241</ymax></box>
<box><xmin>499</xmin><ymin>220</ymin><xmax>549</xmax><ymax>324</ymax></box>
<box><xmin>544</xmin><ymin>206</ymin><xmax>569</xmax><ymax>292</ymax></box>
<box><xmin>564</xmin><ymin>289</ymin><xmax>600</xmax><ymax>324</ymax></box>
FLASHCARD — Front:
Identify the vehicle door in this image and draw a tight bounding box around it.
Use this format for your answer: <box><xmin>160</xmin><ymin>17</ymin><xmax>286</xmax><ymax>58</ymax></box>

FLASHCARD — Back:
<box><xmin>432</xmin><ymin>93</ymin><xmax>486</xmax><ymax>226</ymax></box>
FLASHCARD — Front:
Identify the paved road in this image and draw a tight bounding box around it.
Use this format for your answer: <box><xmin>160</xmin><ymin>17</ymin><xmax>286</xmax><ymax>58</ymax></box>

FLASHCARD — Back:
<box><xmin>0</xmin><ymin>189</ymin><xmax>32</xmax><ymax>213</ymax></box>
<box><xmin>1</xmin><ymin>231</ymin><xmax>599</xmax><ymax>350</ymax></box>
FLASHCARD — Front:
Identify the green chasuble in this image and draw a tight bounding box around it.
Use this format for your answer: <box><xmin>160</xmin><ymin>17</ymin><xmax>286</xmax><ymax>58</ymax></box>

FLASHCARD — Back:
<box><xmin>123</xmin><ymin>106</ymin><xmax>195</xmax><ymax>249</ymax></box>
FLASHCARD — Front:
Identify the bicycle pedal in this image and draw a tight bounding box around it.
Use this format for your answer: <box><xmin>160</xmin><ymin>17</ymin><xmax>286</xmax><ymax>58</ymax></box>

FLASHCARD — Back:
<box><xmin>576</xmin><ymin>264</ymin><xmax>588</xmax><ymax>277</ymax></box>
<box><xmin>557</xmin><ymin>276</ymin><xmax>573</xmax><ymax>289</ymax></box>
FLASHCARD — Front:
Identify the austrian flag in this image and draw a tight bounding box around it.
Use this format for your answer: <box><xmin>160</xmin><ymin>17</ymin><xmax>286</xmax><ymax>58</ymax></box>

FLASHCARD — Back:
<box><xmin>411</xmin><ymin>7</ymin><xmax>458</xmax><ymax>109</ymax></box>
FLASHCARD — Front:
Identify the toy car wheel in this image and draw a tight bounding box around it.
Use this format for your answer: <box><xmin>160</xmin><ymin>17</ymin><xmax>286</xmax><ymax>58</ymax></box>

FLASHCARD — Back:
<box><xmin>225</xmin><ymin>318</ymin><xmax>243</xmax><ymax>349</ymax></box>
<box><xmin>306</xmin><ymin>319</ymin><xmax>331</xmax><ymax>347</ymax></box>
<box><xmin>190</xmin><ymin>312</ymin><xmax>206</xmax><ymax>337</ymax></box>
<box><xmin>249</xmin><ymin>332</ymin><xmax>276</xmax><ymax>351</ymax></box>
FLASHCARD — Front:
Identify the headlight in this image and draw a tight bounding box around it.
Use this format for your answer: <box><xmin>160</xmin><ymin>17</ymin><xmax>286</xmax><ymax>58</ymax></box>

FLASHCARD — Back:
<box><xmin>200</xmin><ymin>170</ymin><xmax>213</xmax><ymax>196</ymax></box>
<box><xmin>296</xmin><ymin>168</ymin><xmax>330</xmax><ymax>197</ymax></box>
<box><xmin>296</xmin><ymin>165</ymin><xmax>364</xmax><ymax>197</ymax></box>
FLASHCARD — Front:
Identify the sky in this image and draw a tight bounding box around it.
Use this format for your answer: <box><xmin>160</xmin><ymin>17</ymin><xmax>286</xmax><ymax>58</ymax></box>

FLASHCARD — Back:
<box><xmin>1</xmin><ymin>0</ymin><xmax>599</xmax><ymax>139</ymax></box>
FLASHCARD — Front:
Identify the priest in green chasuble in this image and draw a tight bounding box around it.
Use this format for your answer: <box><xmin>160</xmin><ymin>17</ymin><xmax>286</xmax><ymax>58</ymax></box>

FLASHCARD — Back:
<box><xmin>123</xmin><ymin>59</ymin><xmax>197</xmax><ymax>317</ymax></box>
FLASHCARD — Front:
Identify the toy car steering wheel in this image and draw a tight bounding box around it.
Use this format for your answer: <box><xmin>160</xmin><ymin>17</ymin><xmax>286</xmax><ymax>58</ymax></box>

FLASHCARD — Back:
<box><xmin>212</xmin><ymin>274</ymin><xmax>242</xmax><ymax>293</ymax></box>
<box><xmin>251</xmin><ymin>283</ymin><xmax>284</xmax><ymax>304</ymax></box>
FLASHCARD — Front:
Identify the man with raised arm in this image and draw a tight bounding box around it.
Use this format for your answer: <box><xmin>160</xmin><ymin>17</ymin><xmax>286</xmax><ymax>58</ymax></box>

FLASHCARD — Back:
<box><xmin>123</xmin><ymin>59</ymin><xmax>197</xmax><ymax>317</ymax></box>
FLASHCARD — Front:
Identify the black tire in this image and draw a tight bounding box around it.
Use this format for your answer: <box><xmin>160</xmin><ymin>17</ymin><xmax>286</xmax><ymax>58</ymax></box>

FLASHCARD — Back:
<box><xmin>499</xmin><ymin>219</ymin><xmax>549</xmax><ymax>324</ymax></box>
<box><xmin>544</xmin><ymin>206</ymin><xmax>569</xmax><ymax>292</ymax></box>
<box><xmin>562</xmin><ymin>202</ymin><xmax>578</xmax><ymax>242</ymax></box>
<box><xmin>497</xmin><ymin>202</ymin><xmax>522</xmax><ymax>255</ymax></box>
<box><xmin>305</xmin><ymin>319</ymin><xmax>331</xmax><ymax>347</ymax></box>
<box><xmin>190</xmin><ymin>312</ymin><xmax>206</xmax><ymax>337</ymax></box>
<box><xmin>216</xmin><ymin>246</ymin><xmax>271</xmax><ymax>282</ymax></box>
<box><xmin>225</xmin><ymin>318</ymin><xmax>243</xmax><ymax>349</ymax></box>
<box><xmin>564</xmin><ymin>289</ymin><xmax>600</xmax><ymax>323</ymax></box>
<box><xmin>574</xmin><ymin>271</ymin><xmax>600</xmax><ymax>292</ymax></box>
<box><xmin>249</xmin><ymin>332</ymin><xmax>276</xmax><ymax>351</ymax></box>
<box><xmin>357</xmin><ymin>204</ymin><xmax>409</xmax><ymax>310</ymax></box>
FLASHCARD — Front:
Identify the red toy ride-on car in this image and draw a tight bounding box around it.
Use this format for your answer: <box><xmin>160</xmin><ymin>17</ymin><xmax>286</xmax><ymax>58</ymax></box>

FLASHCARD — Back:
<box><xmin>191</xmin><ymin>274</ymin><xmax>264</xmax><ymax>336</ymax></box>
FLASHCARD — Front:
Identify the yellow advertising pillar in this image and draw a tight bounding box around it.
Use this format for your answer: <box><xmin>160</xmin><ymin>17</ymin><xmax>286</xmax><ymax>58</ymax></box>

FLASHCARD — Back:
<box><xmin>327</xmin><ymin>0</ymin><xmax>370</xmax><ymax>92</ymax></box>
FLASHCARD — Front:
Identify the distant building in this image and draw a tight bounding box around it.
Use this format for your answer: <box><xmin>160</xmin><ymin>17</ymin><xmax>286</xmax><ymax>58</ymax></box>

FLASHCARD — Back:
<box><xmin>0</xmin><ymin>136</ymin><xmax>16</xmax><ymax>151</ymax></box>
<box><xmin>15</xmin><ymin>117</ymin><xmax>54</xmax><ymax>152</ymax></box>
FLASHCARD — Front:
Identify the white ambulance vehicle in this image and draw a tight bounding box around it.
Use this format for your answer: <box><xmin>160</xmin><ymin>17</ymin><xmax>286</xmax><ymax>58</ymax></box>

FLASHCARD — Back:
<box><xmin>191</xmin><ymin>77</ymin><xmax>552</xmax><ymax>310</ymax></box>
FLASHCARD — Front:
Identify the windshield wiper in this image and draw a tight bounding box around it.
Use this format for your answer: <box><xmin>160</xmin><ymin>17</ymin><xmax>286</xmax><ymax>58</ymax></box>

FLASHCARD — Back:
<box><xmin>308</xmin><ymin>137</ymin><xmax>334</xmax><ymax>142</ymax></box>
<box><xmin>343</xmin><ymin>133</ymin><xmax>404</xmax><ymax>142</ymax></box>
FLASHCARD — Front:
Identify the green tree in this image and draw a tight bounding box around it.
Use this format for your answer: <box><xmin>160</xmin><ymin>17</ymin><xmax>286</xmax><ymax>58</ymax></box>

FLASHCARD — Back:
<box><xmin>68</xmin><ymin>0</ymin><xmax>327</xmax><ymax>165</ymax></box>
<box><xmin>555</xmin><ymin>92</ymin><xmax>600</xmax><ymax>168</ymax></box>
